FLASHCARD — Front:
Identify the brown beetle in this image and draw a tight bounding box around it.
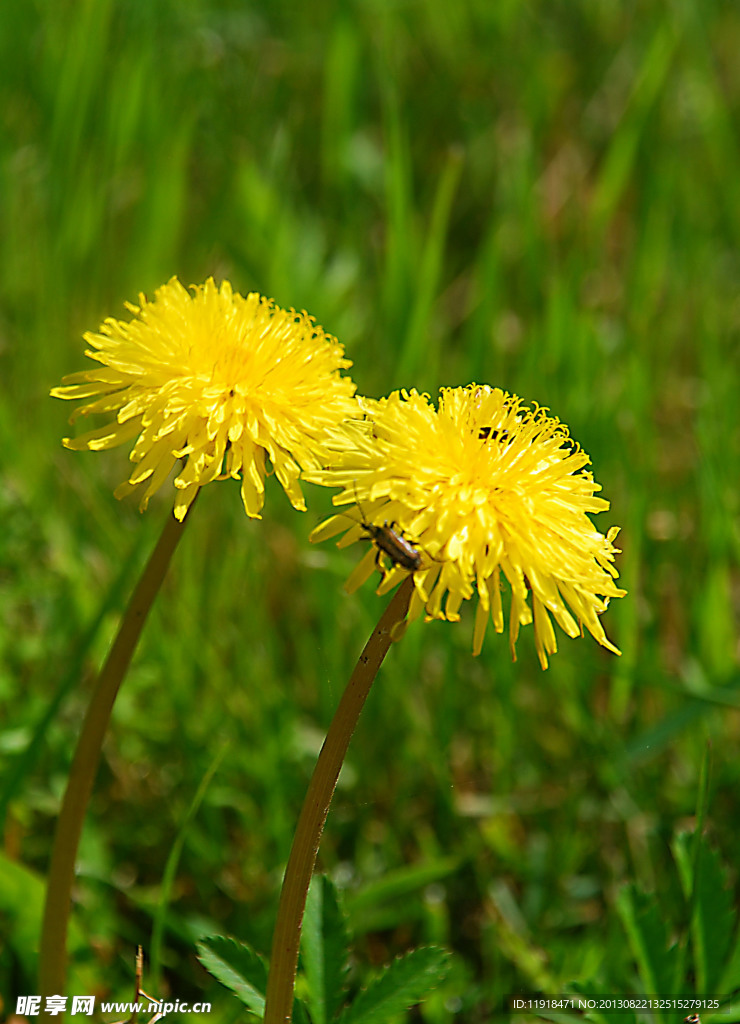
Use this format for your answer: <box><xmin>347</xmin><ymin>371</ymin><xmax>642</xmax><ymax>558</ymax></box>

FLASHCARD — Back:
<box><xmin>359</xmin><ymin>518</ymin><xmax>423</xmax><ymax>573</ymax></box>
<box><xmin>350</xmin><ymin>485</ymin><xmax>423</xmax><ymax>573</ymax></box>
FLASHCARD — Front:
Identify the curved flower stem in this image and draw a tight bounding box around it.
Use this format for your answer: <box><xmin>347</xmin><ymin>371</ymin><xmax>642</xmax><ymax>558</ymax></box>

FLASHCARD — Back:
<box><xmin>39</xmin><ymin>506</ymin><xmax>194</xmax><ymax>1015</ymax></box>
<box><xmin>263</xmin><ymin>576</ymin><xmax>415</xmax><ymax>1024</ymax></box>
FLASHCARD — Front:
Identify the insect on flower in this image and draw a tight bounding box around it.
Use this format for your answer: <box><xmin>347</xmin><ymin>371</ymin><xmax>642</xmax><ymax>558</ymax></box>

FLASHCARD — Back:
<box><xmin>351</xmin><ymin>486</ymin><xmax>423</xmax><ymax>573</ymax></box>
<box><xmin>308</xmin><ymin>386</ymin><xmax>626</xmax><ymax>665</ymax></box>
<box><xmin>478</xmin><ymin>426</ymin><xmax>510</xmax><ymax>442</ymax></box>
<box><xmin>359</xmin><ymin>517</ymin><xmax>423</xmax><ymax>573</ymax></box>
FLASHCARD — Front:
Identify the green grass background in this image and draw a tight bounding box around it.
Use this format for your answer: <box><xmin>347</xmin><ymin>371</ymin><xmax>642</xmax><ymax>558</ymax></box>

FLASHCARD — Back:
<box><xmin>1</xmin><ymin>0</ymin><xmax>739</xmax><ymax>1020</ymax></box>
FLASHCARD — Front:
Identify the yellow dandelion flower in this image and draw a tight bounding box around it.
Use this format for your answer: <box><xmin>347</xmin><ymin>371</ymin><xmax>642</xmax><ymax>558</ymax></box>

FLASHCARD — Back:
<box><xmin>51</xmin><ymin>277</ymin><xmax>358</xmax><ymax>520</ymax></box>
<box><xmin>309</xmin><ymin>385</ymin><xmax>625</xmax><ymax>669</ymax></box>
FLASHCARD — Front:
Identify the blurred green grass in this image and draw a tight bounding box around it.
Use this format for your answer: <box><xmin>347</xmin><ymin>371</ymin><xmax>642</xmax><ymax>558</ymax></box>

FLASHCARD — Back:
<box><xmin>1</xmin><ymin>0</ymin><xmax>739</xmax><ymax>1020</ymax></box>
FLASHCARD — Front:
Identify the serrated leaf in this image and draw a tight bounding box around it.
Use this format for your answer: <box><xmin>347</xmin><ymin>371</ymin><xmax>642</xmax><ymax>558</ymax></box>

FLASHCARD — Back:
<box><xmin>301</xmin><ymin>875</ymin><xmax>350</xmax><ymax>1024</ymax></box>
<box><xmin>196</xmin><ymin>934</ymin><xmax>268</xmax><ymax>1015</ymax></box>
<box><xmin>337</xmin><ymin>947</ymin><xmax>450</xmax><ymax>1024</ymax></box>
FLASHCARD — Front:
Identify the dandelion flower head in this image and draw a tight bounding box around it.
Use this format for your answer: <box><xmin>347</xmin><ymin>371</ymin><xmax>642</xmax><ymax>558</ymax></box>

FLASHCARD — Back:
<box><xmin>310</xmin><ymin>385</ymin><xmax>625</xmax><ymax>668</ymax></box>
<box><xmin>52</xmin><ymin>277</ymin><xmax>358</xmax><ymax>520</ymax></box>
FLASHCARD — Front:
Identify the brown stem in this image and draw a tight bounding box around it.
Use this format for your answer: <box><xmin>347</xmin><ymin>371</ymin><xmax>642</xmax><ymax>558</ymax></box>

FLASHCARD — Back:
<box><xmin>38</xmin><ymin>507</ymin><xmax>193</xmax><ymax>1017</ymax></box>
<box><xmin>263</xmin><ymin>576</ymin><xmax>414</xmax><ymax>1024</ymax></box>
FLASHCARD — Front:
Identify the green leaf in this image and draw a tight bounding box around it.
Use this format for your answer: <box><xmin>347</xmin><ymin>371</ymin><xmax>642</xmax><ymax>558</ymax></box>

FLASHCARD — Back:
<box><xmin>718</xmin><ymin>923</ymin><xmax>740</xmax><ymax>995</ymax></box>
<box><xmin>345</xmin><ymin>856</ymin><xmax>460</xmax><ymax>934</ymax></box>
<box><xmin>337</xmin><ymin>947</ymin><xmax>450</xmax><ymax>1024</ymax></box>
<box><xmin>565</xmin><ymin>980</ymin><xmax>639</xmax><ymax>1024</ymax></box>
<box><xmin>196</xmin><ymin>935</ymin><xmax>268</xmax><ymax>1016</ymax></box>
<box><xmin>301</xmin><ymin>875</ymin><xmax>350</xmax><ymax>1024</ymax></box>
<box><xmin>152</xmin><ymin>741</ymin><xmax>230</xmax><ymax>982</ymax></box>
<box><xmin>690</xmin><ymin>840</ymin><xmax>735</xmax><ymax>992</ymax></box>
<box><xmin>0</xmin><ymin>850</ymin><xmax>96</xmax><ymax>994</ymax></box>
<box><xmin>671</xmin><ymin>830</ymin><xmax>693</xmax><ymax>901</ymax></box>
<box><xmin>197</xmin><ymin>934</ymin><xmax>311</xmax><ymax>1023</ymax></box>
<box><xmin>672</xmin><ymin>829</ymin><xmax>736</xmax><ymax>993</ymax></box>
<box><xmin>616</xmin><ymin>885</ymin><xmax>676</xmax><ymax>1001</ymax></box>
<box><xmin>346</xmin><ymin>857</ymin><xmax>460</xmax><ymax>915</ymax></box>
<box><xmin>292</xmin><ymin>999</ymin><xmax>312</xmax><ymax>1024</ymax></box>
<box><xmin>590</xmin><ymin>22</ymin><xmax>678</xmax><ymax>230</ymax></box>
